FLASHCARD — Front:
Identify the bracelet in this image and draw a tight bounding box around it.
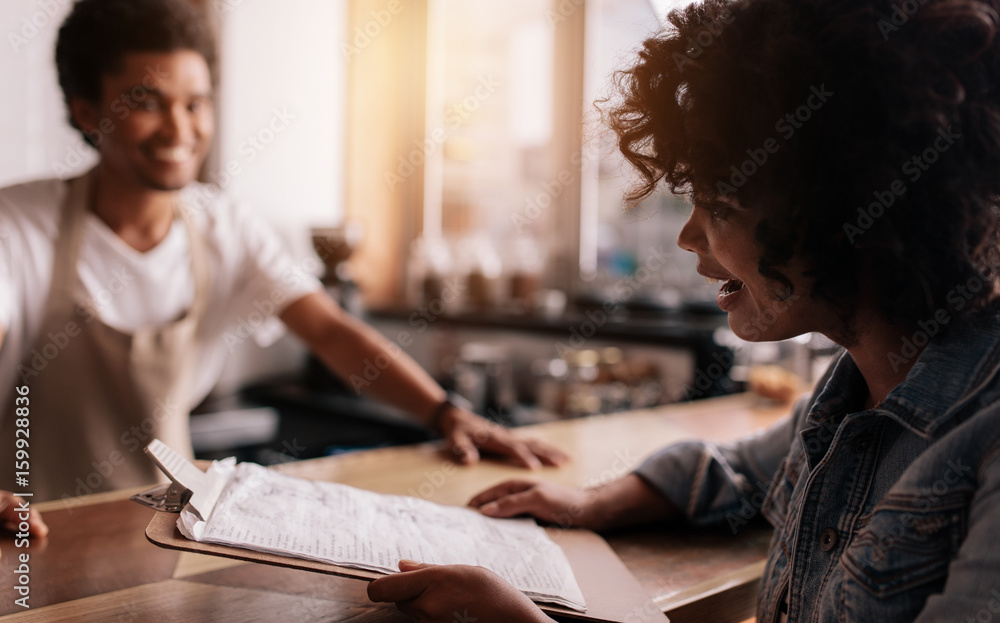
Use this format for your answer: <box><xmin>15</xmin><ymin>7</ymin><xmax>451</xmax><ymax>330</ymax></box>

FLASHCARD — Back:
<box><xmin>427</xmin><ymin>392</ymin><xmax>473</xmax><ymax>432</ymax></box>
<box><xmin>427</xmin><ymin>398</ymin><xmax>455</xmax><ymax>432</ymax></box>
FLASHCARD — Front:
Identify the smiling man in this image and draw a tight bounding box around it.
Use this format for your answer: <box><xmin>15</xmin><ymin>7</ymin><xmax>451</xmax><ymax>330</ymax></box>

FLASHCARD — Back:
<box><xmin>0</xmin><ymin>0</ymin><xmax>566</xmax><ymax>528</ymax></box>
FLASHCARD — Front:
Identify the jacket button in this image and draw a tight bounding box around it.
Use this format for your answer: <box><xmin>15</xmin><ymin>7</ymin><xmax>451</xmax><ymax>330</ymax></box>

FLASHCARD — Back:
<box><xmin>819</xmin><ymin>527</ymin><xmax>838</xmax><ymax>551</ymax></box>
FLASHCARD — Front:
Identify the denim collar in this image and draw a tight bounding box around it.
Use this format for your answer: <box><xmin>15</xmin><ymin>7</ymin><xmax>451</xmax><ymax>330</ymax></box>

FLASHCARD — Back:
<box><xmin>809</xmin><ymin>311</ymin><xmax>1000</xmax><ymax>439</ymax></box>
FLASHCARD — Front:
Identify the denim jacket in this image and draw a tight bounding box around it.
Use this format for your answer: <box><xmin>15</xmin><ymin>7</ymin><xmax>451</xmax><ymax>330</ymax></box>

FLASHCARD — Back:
<box><xmin>635</xmin><ymin>312</ymin><xmax>1000</xmax><ymax>622</ymax></box>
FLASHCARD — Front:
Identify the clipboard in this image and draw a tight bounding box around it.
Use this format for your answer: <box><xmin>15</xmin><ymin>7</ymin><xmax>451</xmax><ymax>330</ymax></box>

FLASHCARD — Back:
<box><xmin>144</xmin><ymin>511</ymin><xmax>664</xmax><ymax>622</ymax></box>
<box><xmin>135</xmin><ymin>440</ymin><xmax>665</xmax><ymax>623</ymax></box>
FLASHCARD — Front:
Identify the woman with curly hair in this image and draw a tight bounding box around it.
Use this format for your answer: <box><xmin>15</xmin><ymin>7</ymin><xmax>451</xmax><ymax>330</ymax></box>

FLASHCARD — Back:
<box><xmin>368</xmin><ymin>0</ymin><xmax>1000</xmax><ymax>620</ymax></box>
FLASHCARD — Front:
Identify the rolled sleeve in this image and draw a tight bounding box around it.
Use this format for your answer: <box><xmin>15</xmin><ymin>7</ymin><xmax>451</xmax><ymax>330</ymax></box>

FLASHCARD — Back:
<box><xmin>634</xmin><ymin>400</ymin><xmax>805</xmax><ymax>527</ymax></box>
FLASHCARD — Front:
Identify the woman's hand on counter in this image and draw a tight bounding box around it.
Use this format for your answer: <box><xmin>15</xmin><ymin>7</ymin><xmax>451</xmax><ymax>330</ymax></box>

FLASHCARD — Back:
<box><xmin>469</xmin><ymin>480</ymin><xmax>595</xmax><ymax>528</ymax></box>
<box><xmin>368</xmin><ymin>560</ymin><xmax>554</xmax><ymax>623</ymax></box>
<box><xmin>0</xmin><ymin>490</ymin><xmax>48</xmax><ymax>538</ymax></box>
<box><xmin>438</xmin><ymin>407</ymin><xmax>569</xmax><ymax>469</ymax></box>
<box><xmin>468</xmin><ymin>474</ymin><xmax>680</xmax><ymax>532</ymax></box>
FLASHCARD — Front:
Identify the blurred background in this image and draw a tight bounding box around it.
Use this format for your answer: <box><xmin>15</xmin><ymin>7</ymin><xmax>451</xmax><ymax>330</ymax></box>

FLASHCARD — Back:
<box><xmin>0</xmin><ymin>0</ymin><xmax>836</xmax><ymax>461</ymax></box>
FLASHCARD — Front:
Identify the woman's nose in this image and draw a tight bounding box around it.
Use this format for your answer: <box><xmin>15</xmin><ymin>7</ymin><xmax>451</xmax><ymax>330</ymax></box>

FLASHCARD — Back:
<box><xmin>677</xmin><ymin>208</ymin><xmax>707</xmax><ymax>254</ymax></box>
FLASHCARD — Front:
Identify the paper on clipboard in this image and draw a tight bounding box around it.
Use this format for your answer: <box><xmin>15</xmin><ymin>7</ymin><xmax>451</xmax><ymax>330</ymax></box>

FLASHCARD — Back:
<box><xmin>144</xmin><ymin>511</ymin><xmax>666</xmax><ymax>623</ymax></box>
<box><xmin>143</xmin><ymin>439</ymin><xmax>586</xmax><ymax>611</ymax></box>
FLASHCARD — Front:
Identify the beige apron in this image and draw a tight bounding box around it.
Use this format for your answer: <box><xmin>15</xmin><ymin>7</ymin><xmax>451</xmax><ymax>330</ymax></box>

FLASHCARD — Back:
<box><xmin>1</xmin><ymin>171</ymin><xmax>210</xmax><ymax>502</ymax></box>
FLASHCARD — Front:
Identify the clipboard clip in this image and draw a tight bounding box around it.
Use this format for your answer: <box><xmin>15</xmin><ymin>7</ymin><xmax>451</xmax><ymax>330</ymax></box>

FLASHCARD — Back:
<box><xmin>130</xmin><ymin>481</ymin><xmax>192</xmax><ymax>513</ymax></box>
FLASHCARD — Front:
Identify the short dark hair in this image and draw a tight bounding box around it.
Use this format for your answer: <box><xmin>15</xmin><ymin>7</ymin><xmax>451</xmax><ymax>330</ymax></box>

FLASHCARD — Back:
<box><xmin>56</xmin><ymin>0</ymin><xmax>217</xmax><ymax>145</ymax></box>
<box><xmin>607</xmin><ymin>0</ymin><xmax>1000</xmax><ymax>330</ymax></box>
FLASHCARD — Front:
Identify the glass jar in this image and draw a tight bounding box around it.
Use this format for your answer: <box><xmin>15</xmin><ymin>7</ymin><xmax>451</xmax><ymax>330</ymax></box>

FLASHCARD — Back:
<box><xmin>406</xmin><ymin>237</ymin><xmax>455</xmax><ymax>310</ymax></box>
<box><xmin>456</xmin><ymin>234</ymin><xmax>502</xmax><ymax>312</ymax></box>
<box><xmin>503</xmin><ymin>236</ymin><xmax>544</xmax><ymax>314</ymax></box>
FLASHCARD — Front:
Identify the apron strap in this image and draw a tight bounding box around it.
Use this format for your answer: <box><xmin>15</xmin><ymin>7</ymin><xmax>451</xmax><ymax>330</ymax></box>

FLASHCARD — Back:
<box><xmin>47</xmin><ymin>169</ymin><xmax>212</xmax><ymax>329</ymax></box>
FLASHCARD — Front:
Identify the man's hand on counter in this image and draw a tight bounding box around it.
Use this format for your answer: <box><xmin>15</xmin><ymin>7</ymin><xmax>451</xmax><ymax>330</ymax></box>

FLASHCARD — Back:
<box><xmin>438</xmin><ymin>407</ymin><xmax>569</xmax><ymax>469</ymax></box>
<box><xmin>0</xmin><ymin>491</ymin><xmax>48</xmax><ymax>538</ymax></box>
<box><xmin>280</xmin><ymin>293</ymin><xmax>571</xmax><ymax>469</ymax></box>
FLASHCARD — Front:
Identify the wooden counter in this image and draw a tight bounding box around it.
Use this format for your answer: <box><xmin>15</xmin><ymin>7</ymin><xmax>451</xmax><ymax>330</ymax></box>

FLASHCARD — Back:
<box><xmin>0</xmin><ymin>394</ymin><xmax>789</xmax><ymax>622</ymax></box>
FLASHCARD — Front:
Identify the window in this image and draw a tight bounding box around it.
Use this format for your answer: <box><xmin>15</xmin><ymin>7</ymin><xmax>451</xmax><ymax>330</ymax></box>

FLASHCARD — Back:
<box><xmin>582</xmin><ymin>0</ymin><xmax>718</xmax><ymax>306</ymax></box>
<box><xmin>346</xmin><ymin>0</ymin><xmax>720</xmax><ymax>308</ymax></box>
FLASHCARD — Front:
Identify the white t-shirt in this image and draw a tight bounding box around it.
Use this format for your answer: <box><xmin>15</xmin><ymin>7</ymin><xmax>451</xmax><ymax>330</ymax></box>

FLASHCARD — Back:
<box><xmin>0</xmin><ymin>176</ymin><xmax>322</xmax><ymax>413</ymax></box>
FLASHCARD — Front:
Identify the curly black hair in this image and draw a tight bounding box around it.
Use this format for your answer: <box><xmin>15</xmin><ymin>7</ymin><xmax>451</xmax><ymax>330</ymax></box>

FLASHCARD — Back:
<box><xmin>607</xmin><ymin>0</ymin><xmax>1000</xmax><ymax>331</ymax></box>
<box><xmin>55</xmin><ymin>0</ymin><xmax>217</xmax><ymax>146</ymax></box>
